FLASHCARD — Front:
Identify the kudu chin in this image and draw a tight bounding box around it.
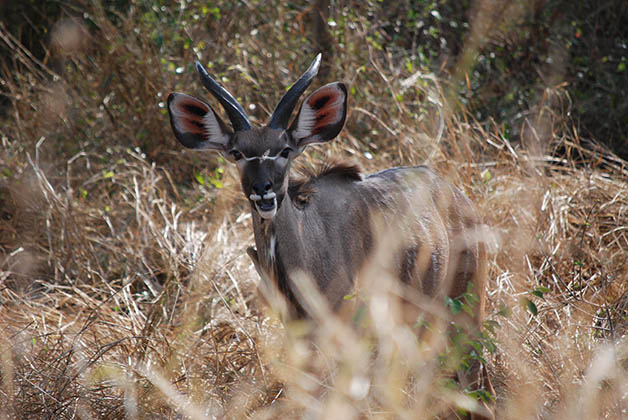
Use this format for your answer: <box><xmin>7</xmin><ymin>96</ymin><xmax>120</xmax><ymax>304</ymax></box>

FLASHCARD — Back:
<box><xmin>168</xmin><ymin>54</ymin><xmax>494</xmax><ymax>419</ymax></box>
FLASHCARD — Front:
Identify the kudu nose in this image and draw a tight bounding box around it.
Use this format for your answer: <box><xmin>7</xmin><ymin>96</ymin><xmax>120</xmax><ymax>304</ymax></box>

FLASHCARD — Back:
<box><xmin>252</xmin><ymin>181</ymin><xmax>272</xmax><ymax>196</ymax></box>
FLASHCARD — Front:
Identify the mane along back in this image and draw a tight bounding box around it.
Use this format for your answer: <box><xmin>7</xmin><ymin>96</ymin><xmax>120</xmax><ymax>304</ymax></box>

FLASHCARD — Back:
<box><xmin>288</xmin><ymin>162</ymin><xmax>363</xmax><ymax>204</ymax></box>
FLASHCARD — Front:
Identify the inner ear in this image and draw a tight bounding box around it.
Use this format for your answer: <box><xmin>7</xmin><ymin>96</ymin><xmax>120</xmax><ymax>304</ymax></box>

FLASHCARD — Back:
<box><xmin>168</xmin><ymin>93</ymin><xmax>232</xmax><ymax>151</ymax></box>
<box><xmin>290</xmin><ymin>83</ymin><xmax>347</xmax><ymax>148</ymax></box>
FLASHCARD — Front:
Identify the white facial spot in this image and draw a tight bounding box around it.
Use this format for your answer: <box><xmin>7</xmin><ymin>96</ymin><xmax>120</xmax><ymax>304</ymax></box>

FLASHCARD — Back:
<box><xmin>237</xmin><ymin>147</ymin><xmax>291</xmax><ymax>163</ymax></box>
<box><xmin>269</xmin><ymin>233</ymin><xmax>276</xmax><ymax>263</ymax></box>
<box><xmin>249</xmin><ymin>191</ymin><xmax>276</xmax><ymax>202</ymax></box>
<box><xmin>242</xmin><ymin>152</ymin><xmax>283</xmax><ymax>162</ymax></box>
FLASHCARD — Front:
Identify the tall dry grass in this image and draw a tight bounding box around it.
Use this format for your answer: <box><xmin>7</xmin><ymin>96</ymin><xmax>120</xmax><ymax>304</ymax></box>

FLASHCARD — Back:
<box><xmin>1</xmin><ymin>1</ymin><xmax>627</xmax><ymax>419</ymax></box>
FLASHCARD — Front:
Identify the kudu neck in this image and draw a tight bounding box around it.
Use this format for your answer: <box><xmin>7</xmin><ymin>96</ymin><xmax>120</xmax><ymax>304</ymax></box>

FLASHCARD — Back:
<box><xmin>251</xmin><ymin>193</ymin><xmax>297</xmax><ymax>232</ymax></box>
<box><xmin>250</xmin><ymin>194</ymin><xmax>302</xmax><ymax>283</ymax></box>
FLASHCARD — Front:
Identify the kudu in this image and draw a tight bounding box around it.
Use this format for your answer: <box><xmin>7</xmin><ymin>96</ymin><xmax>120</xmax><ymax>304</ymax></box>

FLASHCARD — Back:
<box><xmin>168</xmin><ymin>54</ymin><xmax>493</xmax><ymax>419</ymax></box>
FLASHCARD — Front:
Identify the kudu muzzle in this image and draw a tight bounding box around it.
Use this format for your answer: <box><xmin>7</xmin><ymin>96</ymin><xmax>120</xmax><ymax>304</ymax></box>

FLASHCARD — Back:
<box><xmin>250</xmin><ymin>180</ymin><xmax>277</xmax><ymax>219</ymax></box>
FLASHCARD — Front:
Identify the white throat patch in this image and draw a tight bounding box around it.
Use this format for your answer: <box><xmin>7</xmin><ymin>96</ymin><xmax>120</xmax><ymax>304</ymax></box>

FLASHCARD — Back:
<box><xmin>250</xmin><ymin>192</ymin><xmax>278</xmax><ymax>220</ymax></box>
<box><xmin>269</xmin><ymin>233</ymin><xmax>276</xmax><ymax>263</ymax></box>
<box><xmin>256</xmin><ymin>204</ymin><xmax>277</xmax><ymax>219</ymax></box>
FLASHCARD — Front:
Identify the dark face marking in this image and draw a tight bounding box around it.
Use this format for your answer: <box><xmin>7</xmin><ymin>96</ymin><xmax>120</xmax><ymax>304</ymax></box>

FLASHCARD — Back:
<box><xmin>231</xmin><ymin>127</ymin><xmax>296</xmax><ymax>218</ymax></box>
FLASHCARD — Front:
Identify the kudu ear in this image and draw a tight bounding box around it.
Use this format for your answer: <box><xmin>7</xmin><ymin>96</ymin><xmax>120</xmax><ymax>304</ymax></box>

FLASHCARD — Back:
<box><xmin>289</xmin><ymin>82</ymin><xmax>347</xmax><ymax>149</ymax></box>
<box><xmin>167</xmin><ymin>92</ymin><xmax>232</xmax><ymax>151</ymax></box>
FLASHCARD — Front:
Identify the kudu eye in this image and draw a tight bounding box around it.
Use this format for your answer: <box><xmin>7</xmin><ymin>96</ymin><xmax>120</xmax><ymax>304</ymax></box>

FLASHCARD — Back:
<box><xmin>280</xmin><ymin>147</ymin><xmax>292</xmax><ymax>158</ymax></box>
<box><xmin>230</xmin><ymin>150</ymin><xmax>243</xmax><ymax>161</ymax></box>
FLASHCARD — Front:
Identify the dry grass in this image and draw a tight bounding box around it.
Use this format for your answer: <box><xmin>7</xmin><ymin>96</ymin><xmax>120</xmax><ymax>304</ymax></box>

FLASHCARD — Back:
<box><xmin>1</xmin><ymin>1</ymin><xmax>627</xmax><ymax>419</ymax></box>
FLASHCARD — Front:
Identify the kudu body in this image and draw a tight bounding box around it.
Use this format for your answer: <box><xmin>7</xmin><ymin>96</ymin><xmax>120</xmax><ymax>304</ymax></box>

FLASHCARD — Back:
<box><xmin>168</xmin><ymin>54</ymin><xmax>492</xmax><ymax>418</ymax></box>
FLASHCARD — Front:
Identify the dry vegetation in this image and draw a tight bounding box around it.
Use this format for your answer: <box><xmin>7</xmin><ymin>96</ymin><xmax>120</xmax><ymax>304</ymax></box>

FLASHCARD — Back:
<box><xmin>1</xmin><ymin>1</ymin><xmax>627</xmax><ymax>419</ymax></box>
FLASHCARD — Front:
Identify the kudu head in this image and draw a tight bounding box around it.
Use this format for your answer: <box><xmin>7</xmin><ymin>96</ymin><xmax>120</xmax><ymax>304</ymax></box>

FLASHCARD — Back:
<box><xmin>167</xmin><ymin>54</ymin><xmax>347</xmax><ymax>219</ymax></box>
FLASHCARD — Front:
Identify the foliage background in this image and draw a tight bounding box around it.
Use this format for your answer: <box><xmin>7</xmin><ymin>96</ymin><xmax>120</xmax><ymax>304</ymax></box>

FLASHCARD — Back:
<box><xmin>1</xmin><ymin>0</ymin><xmax>627</xmax><ymax>419</ymax></box>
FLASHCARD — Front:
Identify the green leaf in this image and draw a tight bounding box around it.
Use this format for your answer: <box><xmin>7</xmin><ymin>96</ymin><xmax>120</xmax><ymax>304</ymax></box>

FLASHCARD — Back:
<box><xmin>352</xmin><ymin>304</ymin><xmax>367</xmax><ymax>326</ymax></box>
<box><xmin>469</xmin><ymin>389</ymin><xmax>495</xmax><ymax>403</ymax></box>
<box><xmin>483</xmin><ymin>319</ymin><xmax>500</xmax><ymax>334</ymax></box>
<box><xmin>463</xmin><ymin>292</ymin><xmax>479</xmax><ymax>306</ymax></box>
<box><xmin>103</xmin><ymin>170</ymin><xmax>114</xmax><ymax>179</ymax></box>
<box><xmin>618</xmin><ymin>62</ymin><xmax>626</xmax><ymax>72</ymax></box>
<box><xmin>195</xmin><ymin>172</ymin><xmax>205</xmax><ymax>185</ymax></box>
<box><xmin>525</xmin><ymin>298</ymin><xmax>538</xmax><ymax>316</ymax></box>
<box><xmin>483</xmin><ymin>339</ymin><xmax>497</xmax><ymax>353</ymax></box>
<box><xmin>531</xmin><ymin>287</ymin><xmax>551</xmax><ymax>300</ymax></box>
<box><xmin>208</xmin><ymin>7</ymin><xmax>221</xmax><ymax>19</ymax></box>
<box><xmin>446</xmin><ymin>297</ymin><xmax>462</xmax><ymax>315</ymax></box>
<box><xmin>209</xmin><ymin>178</ymin><xmax>223</xmax><ymax>189</ymax></box>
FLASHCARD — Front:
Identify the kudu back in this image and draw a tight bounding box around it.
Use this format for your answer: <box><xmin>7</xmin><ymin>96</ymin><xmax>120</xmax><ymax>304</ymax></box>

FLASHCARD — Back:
<box><xmin>168</xmin><ymin>54</ymin><xmax>492</xmax><ymax>417</ymax></box>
